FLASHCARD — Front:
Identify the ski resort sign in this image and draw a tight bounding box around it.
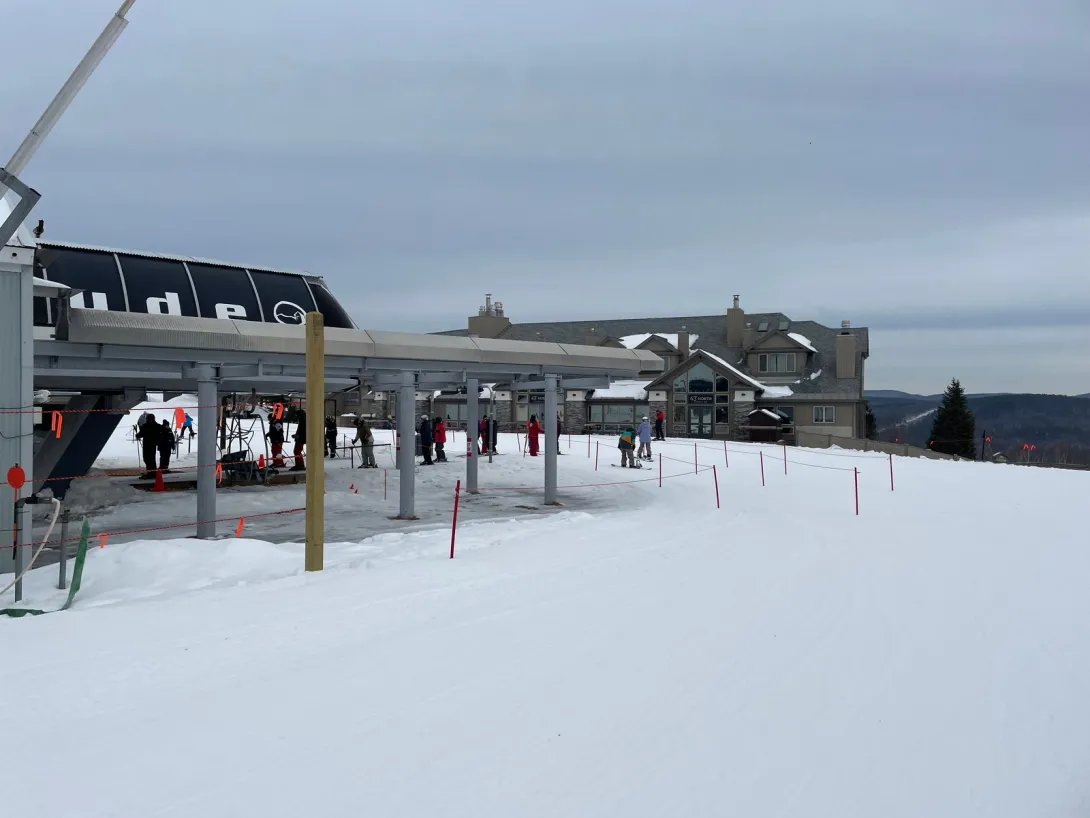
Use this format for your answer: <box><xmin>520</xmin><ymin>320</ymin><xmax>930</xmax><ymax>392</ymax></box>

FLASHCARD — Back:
<box><xmin>33</xmin><ymin>244</ymin><xmax>354</xmax><ymax>329</ymax></box>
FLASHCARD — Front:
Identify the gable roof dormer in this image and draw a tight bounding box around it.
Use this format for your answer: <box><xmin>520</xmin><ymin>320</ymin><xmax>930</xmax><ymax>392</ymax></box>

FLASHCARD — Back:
<box><xmin>746</xmin><ymin>329</ymin><xmax>818</xmax><ymax>354</ymax></box>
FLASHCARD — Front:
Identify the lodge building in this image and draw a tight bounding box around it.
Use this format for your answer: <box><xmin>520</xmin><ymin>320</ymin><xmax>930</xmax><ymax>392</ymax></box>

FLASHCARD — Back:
<box><xmin>364</xmin><ymin>295</ymin><xmax>869</xmax><ymax>443</ymax></box>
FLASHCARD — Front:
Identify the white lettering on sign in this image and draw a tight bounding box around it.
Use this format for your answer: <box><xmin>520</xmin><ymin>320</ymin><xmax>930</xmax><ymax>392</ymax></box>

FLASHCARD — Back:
<box><xmin>146</xmin><ymin>292</ymin><xmax>182</xmax><ymax>315</ymax></box>
<box><xmin>70</xmin><ymin>292</ymin><xmax>110</xmax><ymax>310</ymax></box>
<box><xmin>215</xmin><ymin>303</ymin><xmax>247</xmax><ymax>319</ymax></box>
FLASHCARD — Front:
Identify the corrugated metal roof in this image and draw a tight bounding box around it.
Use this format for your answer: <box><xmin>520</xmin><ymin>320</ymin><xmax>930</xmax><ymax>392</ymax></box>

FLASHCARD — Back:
<box><xmin>37</xmin><ymin>240</ymin><xmax>322</xmax><ymax>281</ymax></box>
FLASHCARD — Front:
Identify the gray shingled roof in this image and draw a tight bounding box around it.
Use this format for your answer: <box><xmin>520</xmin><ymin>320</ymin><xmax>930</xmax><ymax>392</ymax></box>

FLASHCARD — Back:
<box><xmin>437</xmin><ymin>312</ymin><xmax>869</xmax><ymax>399</ymax></box>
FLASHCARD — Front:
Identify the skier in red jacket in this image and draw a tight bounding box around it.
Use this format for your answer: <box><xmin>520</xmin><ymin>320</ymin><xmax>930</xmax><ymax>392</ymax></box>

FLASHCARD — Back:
<box><xmin>527</xmin><ymin>414</ymin><xmax>542</xmax><ymax>456</ymax></box>
<box><xmin>433</xmin><ymin>416</ymin><xmax>448</xmax><ymax>462</ymax></box>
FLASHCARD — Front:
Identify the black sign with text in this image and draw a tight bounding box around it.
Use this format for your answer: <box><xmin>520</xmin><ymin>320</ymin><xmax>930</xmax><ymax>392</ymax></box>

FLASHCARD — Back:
<box><xmin>34</xmin><ymin>245</ymin><xmax>356</xmax><ymax>329</ymax></box>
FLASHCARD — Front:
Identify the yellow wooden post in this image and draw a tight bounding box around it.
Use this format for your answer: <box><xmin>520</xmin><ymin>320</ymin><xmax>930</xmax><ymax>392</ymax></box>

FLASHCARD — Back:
<box><xmin>305</xmin><ymin>311</ymin><xmax>325</xmax><ymax>571</ymax></box>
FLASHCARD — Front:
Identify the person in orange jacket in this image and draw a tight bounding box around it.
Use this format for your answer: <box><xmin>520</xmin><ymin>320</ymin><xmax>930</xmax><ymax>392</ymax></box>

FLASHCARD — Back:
<box><xmin>527</xmin><ymin>414</ymin><xmax>542</xmax><ymax>456</ymax></box>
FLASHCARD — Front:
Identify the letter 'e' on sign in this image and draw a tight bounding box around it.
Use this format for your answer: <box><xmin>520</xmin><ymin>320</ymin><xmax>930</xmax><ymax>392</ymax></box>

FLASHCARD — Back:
<box><xmin>215</xmin><ymin>303</ymin><xmax>247</xmax><ymax>319</ymax></box>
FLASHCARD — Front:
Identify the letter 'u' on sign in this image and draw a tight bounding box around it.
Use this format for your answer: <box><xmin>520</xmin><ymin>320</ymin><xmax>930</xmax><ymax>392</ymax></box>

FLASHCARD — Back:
<box><xmin>215</xmin><ymin>303</ymin><xmax>247</xmax><ymax>319</ymax></box>
<box><xmin>146</xmin><ymin>292</ymin><xmax>182</xmax><ymax>315</ymax></box>
<box><xmin>70</xmin><ymin>292</ymin><xmax>109</xmax><ymax>310</ymax></box>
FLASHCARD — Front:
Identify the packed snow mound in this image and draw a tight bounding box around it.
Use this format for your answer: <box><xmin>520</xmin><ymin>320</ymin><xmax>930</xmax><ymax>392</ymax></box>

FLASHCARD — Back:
<box><xmin>3</xmin><ymin>435</ymin><xmax>1088</xmax><ymax>817</ymax></box>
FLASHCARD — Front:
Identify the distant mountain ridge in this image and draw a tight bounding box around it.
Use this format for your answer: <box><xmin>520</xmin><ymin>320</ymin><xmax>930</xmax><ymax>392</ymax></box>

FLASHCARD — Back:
<box><xmin>866</xmin><ymin>390</ymin><xmax>1090</xmax><ymax>400</ymax></box>
<box><xmin>865</xmin><ymin>391</ymin><xmax>1090</xmax><ymax>465</ymax></box>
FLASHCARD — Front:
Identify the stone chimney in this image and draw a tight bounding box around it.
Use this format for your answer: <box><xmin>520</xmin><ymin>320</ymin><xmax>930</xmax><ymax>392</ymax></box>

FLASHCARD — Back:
<box><xmin>727</xmin><ymin>294</ymin><xmax>745</xmax><ymax>348</ymax></box>
<box><xmin>467</xmin><ymin>293</ymin><xmax>512</xmax><ymax>339</ymax></box>
<box><xmin>677</xmin><ymin>330</ymin><xmax>690</xmax><ymax>358</ymax></box>
<box><xmin>835</xmin><ymin>321</ymin><xmax>857</xmax><ymax>379</ymax></box>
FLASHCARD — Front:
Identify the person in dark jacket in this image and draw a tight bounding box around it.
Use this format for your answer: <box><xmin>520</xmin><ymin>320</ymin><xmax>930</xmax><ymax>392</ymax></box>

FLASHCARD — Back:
<box><xmin>134</xmin><ymin>413</ymin><xmax>159</xmax><ymax>476</ymax></box>
<box><xmin>654</xmin><ymin>409</ymin><xmax>666</xmax><ymax>441</ymax></box>
<box><xmin>291</xmin><ymin>410</ymin><xmax>306</xmax><ymax>471</ymax></box>
<box><xmin>418</xmin><ymin>415</ymin><xmax>435</xmax><ymax>465</ymax></box>
<box><xmin>158</xmin><ymin>419</ymin><xmax>176</xmax><ymax>471</ymax></box>
<box><xmin>433</xmin><ymin>416</ymin><xmax>448</xmax><ymax>462</ymax></box>
<box><xmin>324</xmin><ymin>416</ymin><xmax>338</xmax><ymax>458</ymax></box>
<box><xmin>267</xmin><ymin>419</ymin><xmax>286</xmax><ymax>467</ymax></box>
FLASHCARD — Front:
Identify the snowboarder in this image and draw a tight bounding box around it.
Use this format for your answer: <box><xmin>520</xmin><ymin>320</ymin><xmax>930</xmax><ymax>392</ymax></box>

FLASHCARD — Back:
<box><xmin>433</xmin><ymin>416</ymin><xmax>448</xmax><ymax>462</ymax></box>
<box><xmin>324</xmin><ymin>416</ymin><xmax>339</xmax><ymax>458</ymax></box>
<box><xmin>354</xmin><ymin>418</ymin><xmax>377</xmax><ymax>468</ymax></box>
<box><xmin>267</xmin><ymin>418</ymin><xmax>286</xmax><ymax>467</ymax></box>
<box><xmin>157</xmin><ymin>419</ymin><xmax>175</xmax><ymax>472</ymax></box>
<box><xmin>419</xmin><ymin>415</ymin><xmax>435</xmax><ymax>465</ymax></box>
<box><xmin>618</xmin><ymin>425</ymin><xmax>637</xmax><ymax>468</ymax></box>
<box><xmin>654</xmin><ymin>409</ymin><xmax>666</xmax><ymax>441</ymax></box>
<box><xmin>181</xmin><ymin>412</ymin><xmax>195</xmax><ymax>438</ymax></box>
<box><xmin>291</xmin><ymin>409</ymin><xmax>306</xmax><ymax>471</ymax></box>
<box><xmin>134</xmin><ymin>412</ymin><xmax>160</xmax><ymax>476</ymax></box>
<box><xmin>527</xmin><ymin>414</ymin><xmax>541</xmax><ymax>456</ymax></box>
<box><xmin>637</xmin><ymin>415</ymin><xmax>653</xmax><ymax>460</ymax></box>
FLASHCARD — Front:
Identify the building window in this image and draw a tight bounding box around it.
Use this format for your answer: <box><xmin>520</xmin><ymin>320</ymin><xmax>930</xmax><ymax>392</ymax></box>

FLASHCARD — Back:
<box><xmin>813</xmin><ymin>406</ymin><xmax>836</xmax><ymax>424</ymax></box>
<box><xmin>715</xmin><ymin>375</ymin><xmax>730</xmax><ymax>392</ymax></box>
<box><xmin>673</xmin><ymin>372</ymin><xmax>687</xmax><ymax>393</ymax></box>
<box><xmin>758</xmin><ymin>352</ymin><xmax>796</xmax><ymax>374</ymax></box>
<box><xmin>687</xmin><ymin>363</ymin><xmax>714</xmax><ymax>393</ymax></box>
<box><xmin>515</xmin><ymin>403</ymin><xmax>529</xmax><ymax>422</ymax></box>
<box><xmin>776</xmin><ymin>406</ymin><xmax>794</xmax><ymax>422</ymax></box>
<box><xmin>715</xmin><ymin>406</ymin><xmax>730</xmax><ymax>425</ymax></box>
<box><xmin>673</xmin><ymin>405</ymin><xmax>685</xmax><ymax>424</ymax></box>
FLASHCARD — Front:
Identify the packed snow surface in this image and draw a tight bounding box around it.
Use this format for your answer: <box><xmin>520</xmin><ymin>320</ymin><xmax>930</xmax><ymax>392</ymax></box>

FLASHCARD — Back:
<box><xmin>3</xmin><ymin>410</ymin><xmax>1089</xmax><ymax>817</ymax></box>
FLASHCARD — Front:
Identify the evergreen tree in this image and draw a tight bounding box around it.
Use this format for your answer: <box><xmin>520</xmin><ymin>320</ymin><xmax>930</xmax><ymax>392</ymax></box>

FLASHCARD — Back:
<box><xmin>864</xmin><ymin>403</ymin><xmax>878</xmax><ymax>440</ymax></box>
<box><xmin>927</xmin><ymin>379</ymin><xmax>976</xmax><ymax>459</ymax></box>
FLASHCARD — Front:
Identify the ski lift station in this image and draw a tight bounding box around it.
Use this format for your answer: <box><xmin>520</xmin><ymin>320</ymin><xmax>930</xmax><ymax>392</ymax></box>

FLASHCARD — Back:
<box><xmin>0</xmin><ymin>1</ymin><xmax>663</xmax><ymax>576</ymax></box>
<box><xmin>0</xmin><ymin>235</ymin><xmax>662</xmax><ymax>573</ymax></box>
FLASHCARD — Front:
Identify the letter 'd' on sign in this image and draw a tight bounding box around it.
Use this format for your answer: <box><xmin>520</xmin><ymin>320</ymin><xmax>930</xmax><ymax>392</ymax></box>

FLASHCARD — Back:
<box><xmin>146</xmin><ymin>292</ymin><xmax>182</xmax><ymax>315</ymax></box>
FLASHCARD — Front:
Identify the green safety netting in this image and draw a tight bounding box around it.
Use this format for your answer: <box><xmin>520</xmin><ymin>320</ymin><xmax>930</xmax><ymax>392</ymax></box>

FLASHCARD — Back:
<box><xmin>1</xmin><ymin>518</ymin><xmax>90</xmax><ymax>618</ymax></box>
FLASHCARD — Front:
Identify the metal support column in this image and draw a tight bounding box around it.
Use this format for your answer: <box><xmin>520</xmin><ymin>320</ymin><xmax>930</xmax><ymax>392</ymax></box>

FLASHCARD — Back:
<box><xmin>544</xmin><ymin>374</ymin><xmax>559</xmax><ymax>505</ymax></box>
<box><xmin>56</xmin><ymin>506</ymin><xmax>70</xmax><ymax>590</ymax></box>
<box><xmin>0</xmin><ymin>246</ymin><xmax>34</xmax><ymax>574</ymax></box>
<box><xmin>196</xmin><ymin>367</ymin><xmax>219</xmax><ymax>538</ymax></box>
<box><xmin>397</xmin><ymin>371</ymin><xmax>417</xmax><ymax>519</ymax></box>
<box><xmin>465</xmin><ymin>377</ymin><xmax>479</xmax><ymax>494</ymax></box>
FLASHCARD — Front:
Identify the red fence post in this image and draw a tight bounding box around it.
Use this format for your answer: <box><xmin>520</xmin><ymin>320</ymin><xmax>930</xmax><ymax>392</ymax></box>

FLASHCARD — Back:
<box><xmin>383</xmin><ymin>468</ymin><xmax>387</xmax><ymax>501</ymax></box>
<box><xmin>854</xmin><ymin>467</ymin><xmax>860</xmax><ymax>515</ymax></box>
<box><xmin>760</xmin><ymin>450</ymin><xmax>766</xmax><ymax>487</ymax></box>
<box><xmin>587</xmin><ymin>434</ymin><xmax>591</xmax><ymax>458</ymax></box>
<box><xmin>595</xmin><ymin>441</ymin><xmax>599</xmax><ymax>471</ymax></box>
<box><xmin>783</xmin><ymin>442</ymin><xmax>788</xmax><ymax>475</ymax></box>
<box><xmin>658</xmin><ymin>453</ymin><xmax>662</xmax><ymax>488</ymax></box>
<box><xmin>449</xmin><ymin>479</ymin><xmax>461</xmax><ymax>559</ymax></box>
<box><xmin>712</xmin><ymin>465</ymin><xmax>720</xmax><ymax>509</ymax></box>
<box><xmin>723</xmin><ymin>439</ymin><xmax>729</xmax><ymax>468</ymax></box>
<box><xmin>889</xmin><ymin>453</ymin><xmax>894</xmax><ymax>492</ymax></box>
<box><xmin>694</xmin><ymin>441</ymin><xmax>698</xmax><ymax>474</ymax></box>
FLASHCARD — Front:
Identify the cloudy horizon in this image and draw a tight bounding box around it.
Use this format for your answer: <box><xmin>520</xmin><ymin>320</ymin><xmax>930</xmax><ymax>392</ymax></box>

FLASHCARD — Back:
<box><xmin>2</xmin><ymin>0</ymin><xmax>1087</xmax><ymax>395</ymax></box>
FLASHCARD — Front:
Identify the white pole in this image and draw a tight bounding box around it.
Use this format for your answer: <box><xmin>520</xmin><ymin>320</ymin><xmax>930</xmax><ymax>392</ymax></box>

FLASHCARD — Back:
<box><xmin>5</xmin><ymin>0</ymin><xmax>136</xmax><ymax>178</ymax></box>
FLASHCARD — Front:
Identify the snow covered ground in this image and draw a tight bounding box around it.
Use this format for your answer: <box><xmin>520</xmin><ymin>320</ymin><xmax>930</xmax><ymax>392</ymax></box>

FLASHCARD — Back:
<box><xmin>3</xmin><ymin>404</ymin><xmax>1090</xmax><ymax>817</ymax></box>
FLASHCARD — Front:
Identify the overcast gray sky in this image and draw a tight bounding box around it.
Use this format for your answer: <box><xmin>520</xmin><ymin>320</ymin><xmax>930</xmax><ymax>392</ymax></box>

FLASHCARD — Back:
<box><xmin>3</xmin><ymin>0</ymin><xmax>1088</xmax><ymax>394</ymax></box>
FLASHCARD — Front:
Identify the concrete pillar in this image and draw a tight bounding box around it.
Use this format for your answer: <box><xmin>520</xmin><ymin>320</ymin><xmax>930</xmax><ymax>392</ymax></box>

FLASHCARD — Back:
<box><xmin>465</xmin><ymin>377</ymin><xmax>479</xmax><ymax>494</ymax></box>
<box><xmin>397</xmin><ymin>371</ymin><xmax>416</xmax><ymax>519</ymax></box>
<box><xmin>0</xmin><ymin>246</ymin><xmax>35</xmax><ymax>574</ymax></box>
<box><xmin>544</xmin><ymin>375</ymin><xmax>558</xmax><ymax>505</ymax></box>
<box><xmin>196</xmin><ymin>368</ymin><xmax>219</xmax><ymax>538</ymax></box>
